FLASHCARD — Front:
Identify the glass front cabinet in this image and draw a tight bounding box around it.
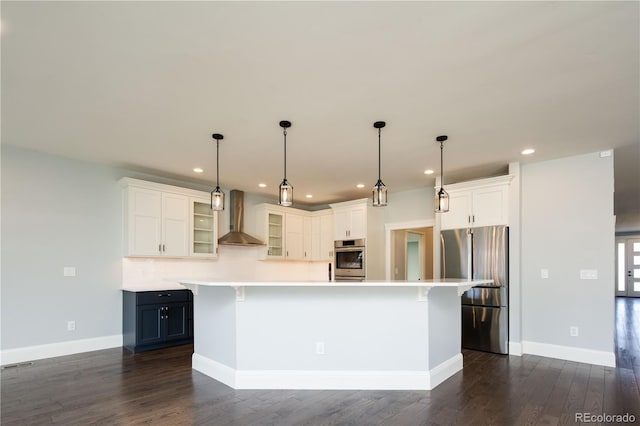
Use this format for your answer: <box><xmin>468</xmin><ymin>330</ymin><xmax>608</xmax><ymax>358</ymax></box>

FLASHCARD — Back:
<box><xmin>266</xmin><ymin>211</ymin><xmax>285</xmax><ymax>259</ymax></box>
<box><xmin>190</xmin><ymin>198</ymin><xmax>218</xmax><ymax>258</ymax></box>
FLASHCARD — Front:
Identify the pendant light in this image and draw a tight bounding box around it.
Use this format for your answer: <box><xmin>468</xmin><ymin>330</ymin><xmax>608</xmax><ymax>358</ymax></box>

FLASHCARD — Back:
<box><xmin>278</xmin><ymin>120</ymin><xmax>293</xmax><ymax>207</ymax></box>
<box><xmin>210</xmin><ymin>133</ymin><xmax>224</xmax><ymax>211</ymax></box>
<box><xmin>435</xmin><ymin>135</ymin><xmax>449</xmax><ymax>213</ymax></box>
<box><xmin>372</xmin><ymin>121</ymin><xmax>388</xmax><ymax>207</ymax></box>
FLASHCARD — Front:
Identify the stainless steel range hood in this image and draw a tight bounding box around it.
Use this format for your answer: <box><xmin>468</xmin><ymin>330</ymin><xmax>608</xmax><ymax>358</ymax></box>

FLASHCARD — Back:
<box><xmin>218</xmin><ymin>190</ymin><xmax>265</xmax><ymax>246</ymax></box>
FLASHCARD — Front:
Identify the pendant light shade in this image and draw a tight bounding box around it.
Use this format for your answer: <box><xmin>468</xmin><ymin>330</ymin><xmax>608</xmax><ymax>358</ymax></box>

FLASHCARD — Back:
<box><xmin>278</xmin><ymin>120</ymin><xmax>293</xmax><ymax>207</ymax></box>
<box><xmin>435</xmin><ymin>135</ymin><xmax>449</xmax><ymax>213</ymax></box>
<box><xmin>210</xmin><ymin>133</ymin><xmax>225</xmax><ymax>211</ymax></box>
<box><xmin>372</xmin><ymin>121</ymin><xmax>388</xmax><ymax>207</ymax></box>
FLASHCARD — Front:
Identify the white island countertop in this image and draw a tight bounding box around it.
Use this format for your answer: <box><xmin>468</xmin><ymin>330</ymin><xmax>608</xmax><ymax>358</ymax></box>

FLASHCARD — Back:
<box><xmin>174</xmin><ymin>278</ymin><xmax>493</xmax><ymax>286</ymax></box>
<box><xmin>174</xmin><ymin>278</ymin><xmax>493</xmax><ymax>298</ymax></box>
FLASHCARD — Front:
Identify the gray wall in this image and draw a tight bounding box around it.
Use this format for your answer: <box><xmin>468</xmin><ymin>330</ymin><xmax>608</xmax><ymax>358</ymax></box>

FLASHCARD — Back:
<box><xmin>383</xmin><ymin>187</ymin><xmax>435</xmax><ymax>224</ymax></box>
<box><xmin>0</xmin><ymin>145</ymin><xmax>217</xmax><ymax>351</ymax></box>
<box><xmin>1</xmin><ymin>145</ymin><xmax>123</xmax><ymax>349</ymax></box>
<box><xmin>521</xmin><ymin>151</ymin><xmax>615</xmax><ymax>352</ymax></box>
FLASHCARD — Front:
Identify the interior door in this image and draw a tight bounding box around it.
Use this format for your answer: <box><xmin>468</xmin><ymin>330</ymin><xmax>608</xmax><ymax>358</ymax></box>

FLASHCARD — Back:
<box><xmin>406</xmin><ymin>231</ymin><xmax>424</xmax><ymax>281</ymax></box>
<box><xmin>616</xmin><ymin>238</ymin><xmax>640</xmax><ymax>297</ymax></box>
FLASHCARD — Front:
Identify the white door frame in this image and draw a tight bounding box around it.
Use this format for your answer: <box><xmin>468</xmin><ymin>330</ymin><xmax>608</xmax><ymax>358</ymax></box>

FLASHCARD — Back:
<box><xmin>616</xmin><ymin>236</ymin><xmax>640</xmax><ymax>298</ymax></box>
<box><xmin>385</xmin><ymin>219</ymin><xmax>435</xmax><ymax>281</ymax></box>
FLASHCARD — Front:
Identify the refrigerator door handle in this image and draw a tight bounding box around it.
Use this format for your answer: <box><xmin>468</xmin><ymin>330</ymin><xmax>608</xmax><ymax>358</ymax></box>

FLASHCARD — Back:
<box><xmin>467</xmin><ymin>232</ymin><xmax>473</xmax><ymax>279</ymax></box>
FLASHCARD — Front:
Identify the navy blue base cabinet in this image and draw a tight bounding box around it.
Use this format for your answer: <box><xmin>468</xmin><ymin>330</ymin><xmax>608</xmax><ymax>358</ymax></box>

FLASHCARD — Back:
<box><xmin>122</xmin><ymin>289</ymin><xmax>193</xmax><ymax>353</ymax></box>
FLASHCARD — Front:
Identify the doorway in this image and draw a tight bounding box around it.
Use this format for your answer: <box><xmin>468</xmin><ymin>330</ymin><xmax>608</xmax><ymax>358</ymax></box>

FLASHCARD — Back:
<box><xmin>615</xmin><ymin>236</ymin><xmax>640</xmax><ymax>297</ymax></box>
<box><xmin>390</xmin><ymin>227</ymin><xmax>434</xmax><ymax>281</ymax></box>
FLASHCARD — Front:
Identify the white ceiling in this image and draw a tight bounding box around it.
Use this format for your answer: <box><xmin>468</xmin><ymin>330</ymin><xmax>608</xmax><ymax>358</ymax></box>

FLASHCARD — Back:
<box><xmin>2</xmin><ymin>1</ymin><xmax>638</xmax><ymax>212</ymax></box>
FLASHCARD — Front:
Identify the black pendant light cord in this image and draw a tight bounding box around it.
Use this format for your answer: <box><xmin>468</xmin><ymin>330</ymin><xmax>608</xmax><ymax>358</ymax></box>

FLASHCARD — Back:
<box><xmin>216</xmin><ymin>140</ymin><xmax>220</xmax><ymax>188</ymax></box>
<box><xmin>435</xmin><ymin>135</ymin><xmax>449</xmax><ymax>191</ymax></box>
<box><xmin>283</xmin><ymin>127</ymin><xmax>287</xmax><ymax>180</ymax></box>
<box><xmin>440</xmin><ymin>140</ymin><xmax>444</xmax><ymax>190</ymax></box>
<box><xmin>378</xmin><ymin>127</ymin><xmax>382</xmax><ymax>181</ymax></box>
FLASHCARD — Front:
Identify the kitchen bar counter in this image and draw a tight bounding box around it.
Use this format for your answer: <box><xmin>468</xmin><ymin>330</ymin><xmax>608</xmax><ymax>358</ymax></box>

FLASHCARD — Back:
<box><xmin>174</xmin><ymin>278</ymin><xmax>491</xmax><ymax>391</ymax></box>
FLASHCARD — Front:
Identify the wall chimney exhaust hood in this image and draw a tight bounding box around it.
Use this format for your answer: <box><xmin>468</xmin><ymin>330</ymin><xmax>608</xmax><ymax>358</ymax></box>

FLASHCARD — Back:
<box><xmin>218</xmin><ymin>190</ymin><xmax>265</xmax><ymax>246</ymax></box>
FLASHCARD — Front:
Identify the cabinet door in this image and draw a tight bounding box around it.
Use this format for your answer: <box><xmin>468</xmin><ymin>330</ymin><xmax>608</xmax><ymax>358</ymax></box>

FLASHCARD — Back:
<box><xmin>333</xmin><ymin>209</ymin><xmax>349</xmax><ymax>240</ymax></box>
<box><xmin>348</xmin><ymin>206</ymin><xmax>366</xmax><ymax>240</ymax></box>
<box><xmin>440</xmin><ymin>191</ymin><xmax>472</xmax><ymax>230</ymax></box>
<box><xmin>303</xmin><ymin>216</ymin><xmax>312</xmax><ymax>260</ymax></box>
<box><xmin>136</xmin><ymin>304</ymin><xmax>163</xmax><ymax>346</ymax></box>
<box><xmin>190</xmin><ymin>198</ymin><xmax>218</xmax><ymax>258</ymax></box>
<box><xmin>320</xmin><ymin>213</ymin><xmax>334</xmax><ymax>260</ymax></box>
<box><xmin>128</xmin><ymin>188</ymin><xmax>162</xmax><ymax>256</ymax></box>
<box><xmin>471</xmin><ymin>185</ymin><xmax>508</xmax><ymax>227</ymax></box>
<box><xmin>266</xmin><ymin>211</ymin><xmax>285</xmax><ymax>258</ymax></box>
<box><xmin>161</xmin><ymin>193</ymin><xmax>189</xmax><ymax>257</ymax></box>
<box><xmin>285</xmin><ymin>213</ymin><xmax>305</xmax><ymax>260</ymax></box>
<box><xmin>164</xmin><ymin>302</ymin><xmax>190</xmax><ymax>341</ymax></box>
<box><xmin>312</xmin><ymin>213</ymin><xmax>334</xmax><ymax>261</ymax></box>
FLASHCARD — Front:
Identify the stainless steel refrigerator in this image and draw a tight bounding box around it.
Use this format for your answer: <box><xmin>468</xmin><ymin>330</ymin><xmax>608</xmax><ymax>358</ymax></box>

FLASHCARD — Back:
<box><xmin>440</xmin><ymin>226</ymin><xmax>508</xmax><ymax>354</ymax></box>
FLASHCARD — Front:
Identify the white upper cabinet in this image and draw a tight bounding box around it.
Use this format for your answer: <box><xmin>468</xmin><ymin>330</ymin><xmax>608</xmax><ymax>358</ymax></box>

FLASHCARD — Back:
<box><xmin>255</xmin><ymin>206</ymin><xmax>285</xmax><ymax>259</ymax></box>
<box><xmin>439</xmin><ymin>175</ymin><xmax>513</xmax><ymax>230</ymax></box>
<box><xmin>311</xmin><ymin>211</ymin><xmax>334</xmax><ymax>261</ymax></box>
<box><xmin>255</xmin><ymin>204</ymin><xmax>332</xmax><ymax>262</ymax></box>
<box><xmin>127</xmin><ymin>187</ymin><xmax>163</xmax><ymax>256</ymax></box>
<box><xmin>190</xmin><ymin>198</ymin><xmax>218</xmax><ymax>258</ymax></box>
<box><xmin>332</xmin><ymin>203</ymin><xmax>367</xmax><ymax>240</ymax></box>
<box><xmin>121</xmin><ymin>178</ymin><xmax>216</xmax><ymax>258</ymax></box>
<box><xmin>285</xmin><ymin>212</ymin><xmax>306</xmax><ymax>260</ymax></box>
<box><xmin>160</xmin><ymin>192</ymin><xmax>190</xmax><ymax>257</ymax></box>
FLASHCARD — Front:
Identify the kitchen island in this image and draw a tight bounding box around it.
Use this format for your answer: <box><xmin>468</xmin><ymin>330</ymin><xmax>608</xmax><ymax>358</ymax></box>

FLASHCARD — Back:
<box><xmin>175</xmin><ymin>279</ymin><xmax>491</xmax><ymax>390</ymax></box>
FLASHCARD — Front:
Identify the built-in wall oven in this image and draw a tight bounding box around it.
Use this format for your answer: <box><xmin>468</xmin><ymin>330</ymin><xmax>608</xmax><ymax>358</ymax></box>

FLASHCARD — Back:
<box><xmin>334</xmin><ymin>239</ymin><xmax>366</xmax><ymax>281</ymax></box>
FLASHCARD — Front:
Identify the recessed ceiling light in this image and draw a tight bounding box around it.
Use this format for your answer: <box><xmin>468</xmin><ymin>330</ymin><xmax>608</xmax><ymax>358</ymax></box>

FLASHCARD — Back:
<box><xmin>193</xmin><ymin>167</ymin><xmax>204</xmax><ymax>173</ymax></box>
<box><xmin>521</xmin><ymin>148</ymin><xmax>535</xmax><ymax>155</ymax></box>
<box><xmin>305</xmin><ymin>194</ymin><xmax>313</xmax><ymax>199</ymax></box>
<box><xmin>356</xmin><ymin>184</ymin><xmax>365</xmax><ymax>188</ymax></box>
<box><xmin>424</xmin><ymin>169</ymin><xmax>434</xmax><ymax>175</ymax></box>
<box><xmin>258</xmin><ymin>183</ymin><xmax>267</xmax><ymax>188</ymax></box>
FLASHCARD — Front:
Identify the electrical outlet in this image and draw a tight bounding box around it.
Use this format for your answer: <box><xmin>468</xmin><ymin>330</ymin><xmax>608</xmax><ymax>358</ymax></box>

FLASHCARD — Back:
<box><xmin>315</xmin><ymin>342</ymin><xmax>325</xmax><ymax>355</ymax></box>
<box><xmin>540</xmin><ymin>269</ymin><xmax>549</xmax><ymax>279</ymax></box>
<box><xmin>67</xmin><ymin>320</ymin><xmax>76</xmax><ymax>331</ymax></box>
<box><xmin>570</xmin><ymin>326</ymin><xmax>578</xmax><ymax>337</ymax></box>
<box><xmin>579</xmin><ymin>269</ymin><xmax>598</xmax><ymax>280</ymax></box>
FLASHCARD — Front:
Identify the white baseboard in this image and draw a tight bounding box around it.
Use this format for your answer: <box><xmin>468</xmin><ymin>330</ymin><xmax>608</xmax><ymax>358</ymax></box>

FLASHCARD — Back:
<box><xmin>192</xmin><ymin>353</ymin><xmax>237</xmax><ymax>388</ymax></box>
<box><xmin>428</xmin><ymin>353</ymin><xmax>463</xmax><ymax>389</ymax></box>
<box><xmin>192</xmin><ymin>352</ymin><xmax>462</xmax><ymax>390</ymax></box>
<box><xmin>522</xmin><ymin>340</ymin><xmax>615</xmax><ymax>367</ymax></box>
<box><xmin>509</xmin><ymin>341</ymin><xmax>523</xmax><ymax>356</ymax></box>
<box><xmin>0</xmin><ymin>335</ymin><xmax>123</xmax><ymax>366</ymax></box>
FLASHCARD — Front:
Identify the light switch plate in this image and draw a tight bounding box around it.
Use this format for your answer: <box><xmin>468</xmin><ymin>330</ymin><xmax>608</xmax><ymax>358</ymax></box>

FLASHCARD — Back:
<box><xmin>63</xmin><ymin>267</ymin><xmax>76</xmax><ymax>277</ymax></box>
<box><xmin>540</xmin><ymin>269</ymin><xmax>549</xmax><ymax>279</ymax></box>
<box><xmin>579</xmin><ymin>269</ymin><xmax>598</xmax><ymax>280</ymax></box>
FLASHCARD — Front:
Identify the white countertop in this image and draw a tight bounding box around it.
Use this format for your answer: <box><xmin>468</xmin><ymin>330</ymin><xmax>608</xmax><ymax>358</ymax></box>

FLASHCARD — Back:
<box><xmin>122</xmin><ymin>283</ymin><xmax>190</xmax><ymax>292</ymax></box>
<box><xmin>173</xmin><ymin>278</ymin><xmax>493</xmax><ymax>288</ymax></box>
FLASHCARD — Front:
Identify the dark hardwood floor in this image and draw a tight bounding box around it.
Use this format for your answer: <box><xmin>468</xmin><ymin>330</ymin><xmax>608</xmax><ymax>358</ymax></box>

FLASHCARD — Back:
<box><xmin>2</xmin><ymin>298</ymin><xmax>639</xmax><ymax>425</ymax></box>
